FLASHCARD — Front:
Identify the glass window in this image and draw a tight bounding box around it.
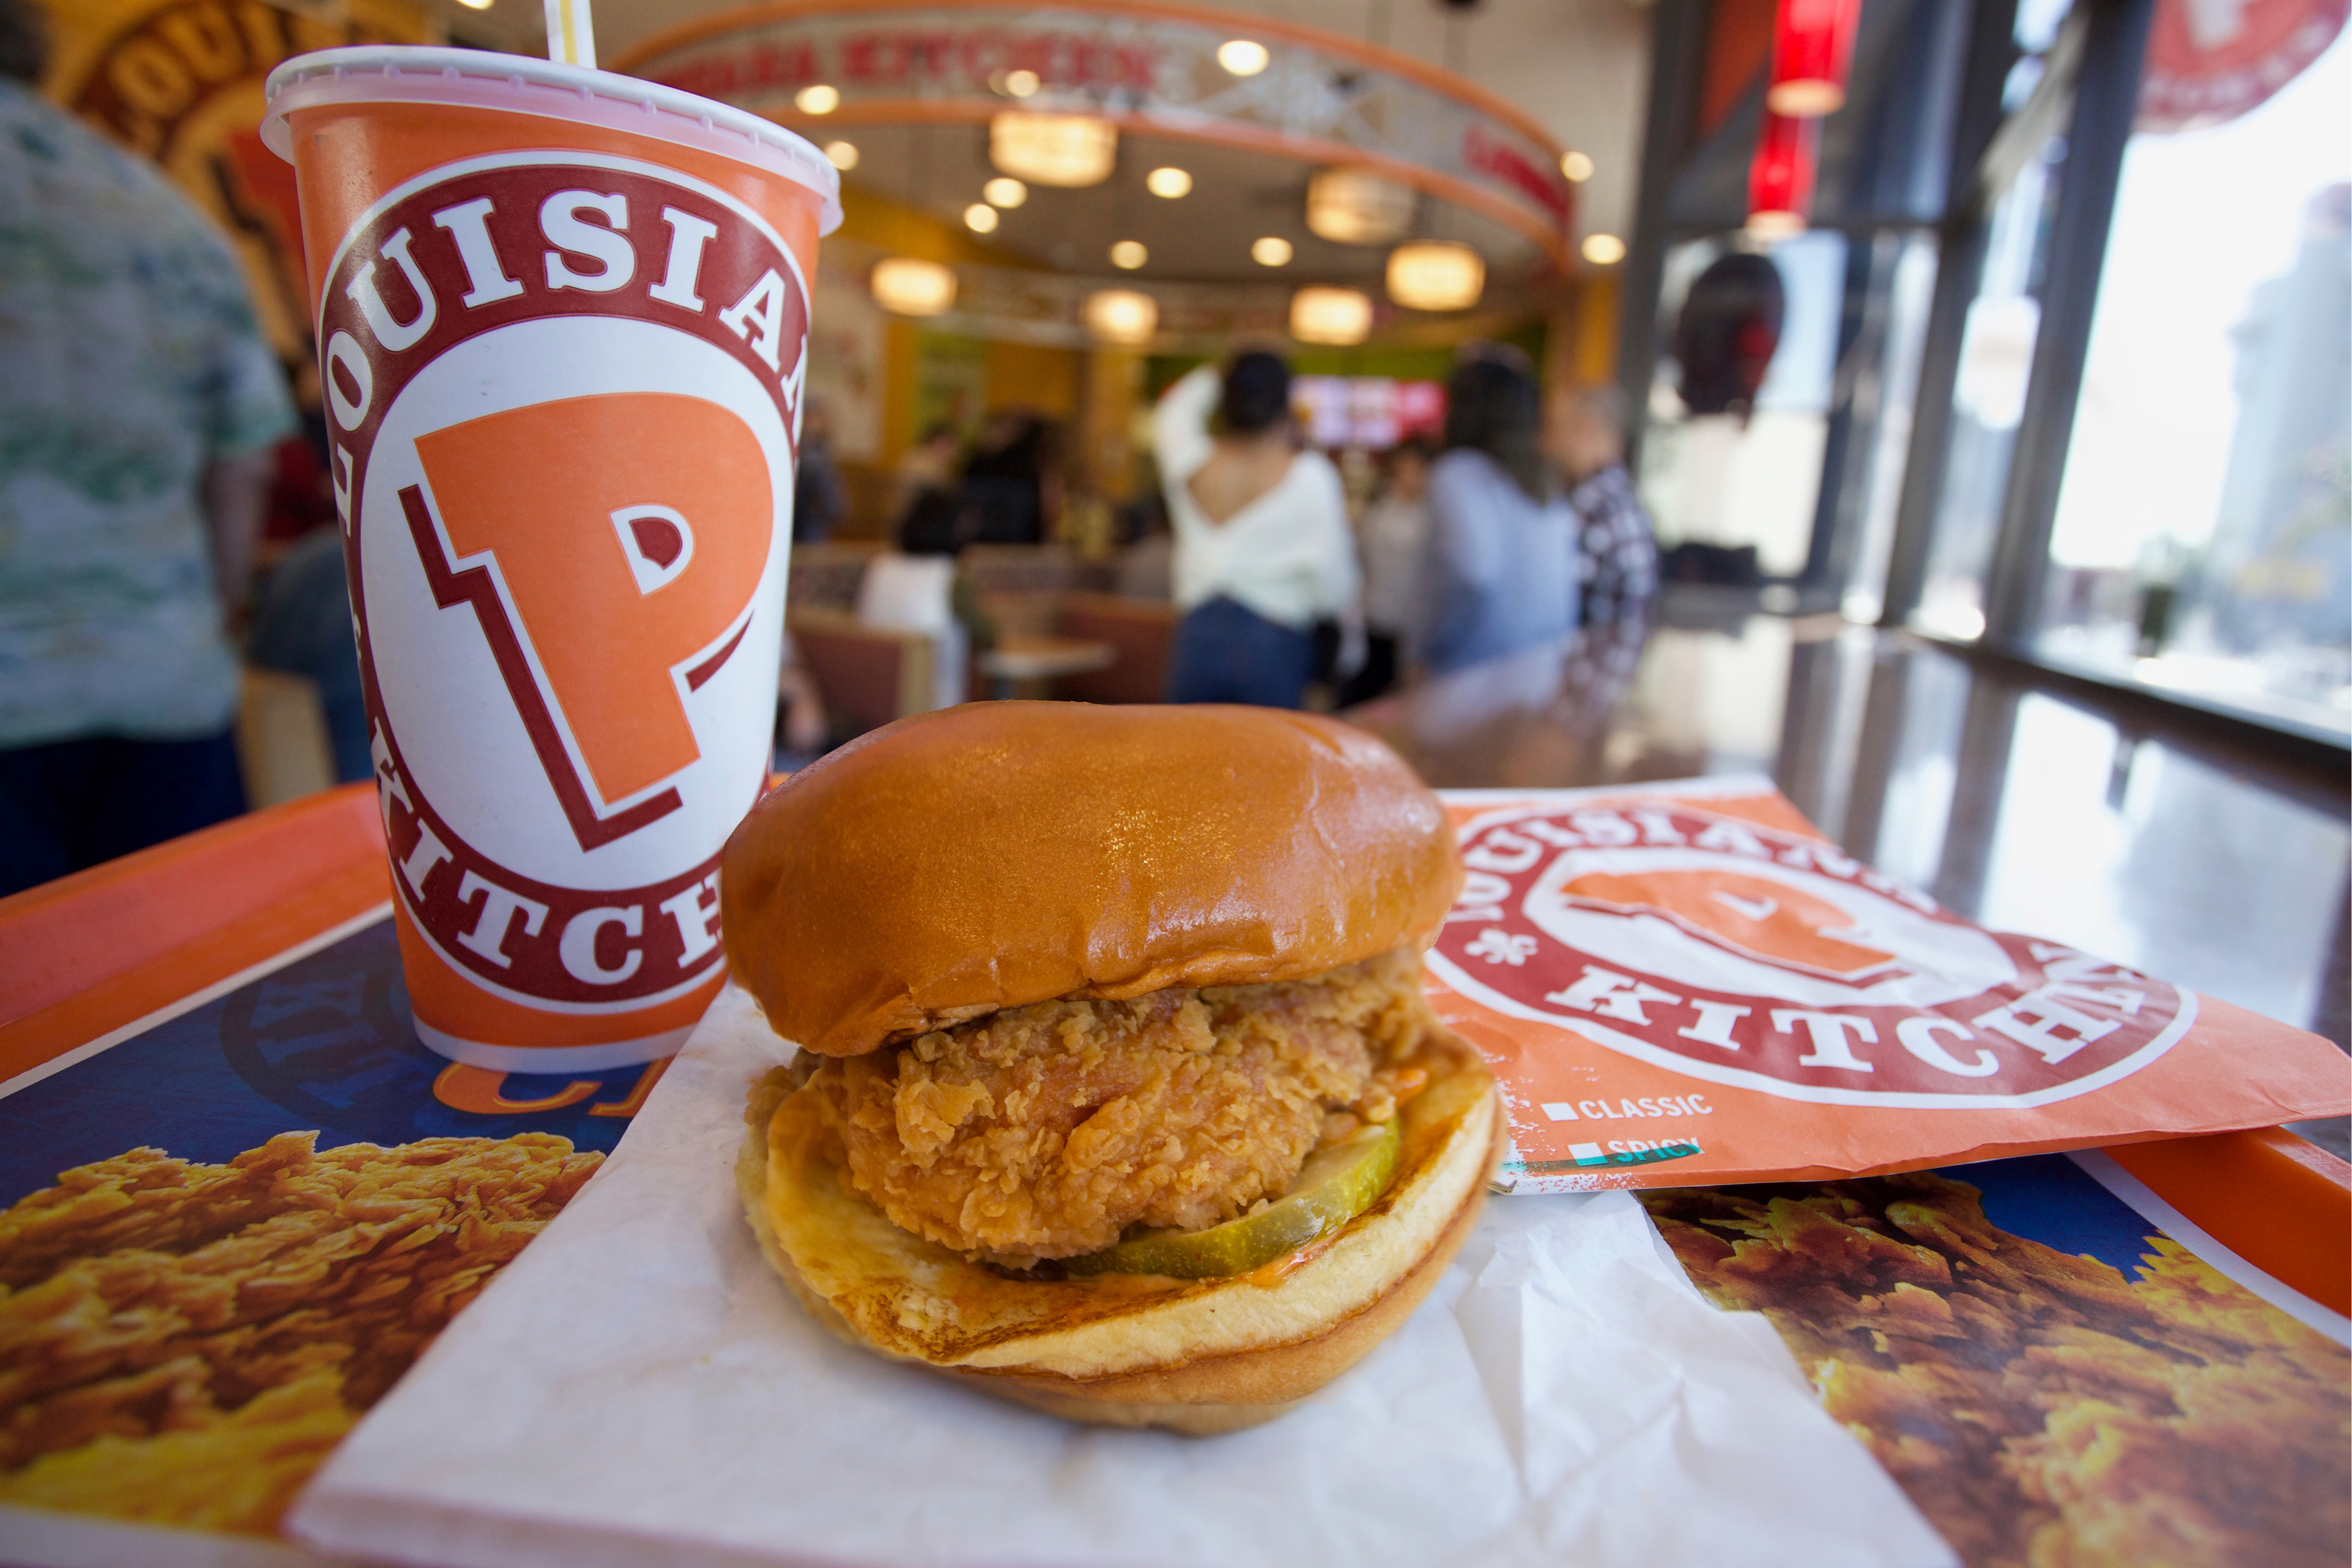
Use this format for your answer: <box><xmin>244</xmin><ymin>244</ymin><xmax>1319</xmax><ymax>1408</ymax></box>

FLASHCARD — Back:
<box><xmin>2037</xmin><ymin>26</ymin><xmax>2351</xmax><ymax>738</ymax></box>
<box><xmin>1638</xmin><ymin>231</ymin><xmax>1848</xmax><ymax>581</ymax></box>
<box><xmin>1913</xmin><ymin>131</ymin><xmax>2067</xmax><ymax>641</ymax></box>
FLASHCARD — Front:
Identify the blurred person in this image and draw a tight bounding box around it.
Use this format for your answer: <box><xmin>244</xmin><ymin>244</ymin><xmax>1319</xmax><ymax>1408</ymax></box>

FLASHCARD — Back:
<box><xmin>0</xmin><ymin>0</ymin><xmax>297</xmax><ymax>897</ymax></box>
<box><xmin>961</xmin><ymin>408</ymin><xmax>1056</xmax><ymax>546</ymax></box>
<box><xmin>888</xmin><ymin>421</ymin><xmax>959</xmax><ymax>531</ymax></box>
<box><xmin>1549</xmin><ymin>382</ymin><xmax>1659</xmax><ymax>715</ymax></box>
<box><xmin>855</xmin><ymin>489</ymin><xmax>995</xmax><ymax>711</ymax></box>
<box><xmin>794</xmin><ymin>395</ymin><xmax>847</xmax><ymax>544</ymax></box>
<box><xmin>245</xmin><ymin>527</ymin><xmax>369</xmax><ymax>784</ymax></box>
<box><xmin>1338</xmin><ymin>438</ymin><xmax>1434</xmax><ymax>706</ymax></box>
<box><xmin>1155</xmin><ymin>353</ymin><xmax>1358</xmax><ymax>708</ymax></box>
<box><xmin>774</xmin><ymin>630</ymin><xmax>828</xmax><ymax>769</ymax></box>
<box><xmin>1422</xmin><ymin>356</ymin><xmax>1578</xmax><ymax>676</ymax></box>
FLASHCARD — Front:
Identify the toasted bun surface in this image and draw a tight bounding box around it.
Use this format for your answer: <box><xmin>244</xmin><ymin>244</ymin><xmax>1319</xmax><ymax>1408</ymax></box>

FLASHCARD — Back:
<box><xmin>740</xmin><ymin>1031</ymin><xmax>1499</xmax><ymax>1433</ymax></box>
<box><xmin>720</xmin><ymin>703</ymin><xmax>1463</xmax><ymax>1059</ymax></box>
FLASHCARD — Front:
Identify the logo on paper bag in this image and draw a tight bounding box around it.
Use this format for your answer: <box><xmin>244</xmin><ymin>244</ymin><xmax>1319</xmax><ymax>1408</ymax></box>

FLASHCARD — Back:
<box><xmin>315</xmin><ymin>153</ymin><xmax>812</xmax><ymax>1009</ymax></box>
<box><xmin>1431</xmin><ymin>804</ymin><xmax>2193</xmax><ymax>1106</ymax></box>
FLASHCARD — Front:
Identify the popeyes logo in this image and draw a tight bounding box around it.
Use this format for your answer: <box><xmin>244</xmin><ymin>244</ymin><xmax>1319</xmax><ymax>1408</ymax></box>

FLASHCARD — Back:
<box><xmin>1430</xmin><ymin>803</ymin><xmax>2194</xmax><ymax>1106</ymax></box>
<box><xmin>319</xmin><ymin>152</ymin><xmax>805</xmax><ymax>1010</ymax></box>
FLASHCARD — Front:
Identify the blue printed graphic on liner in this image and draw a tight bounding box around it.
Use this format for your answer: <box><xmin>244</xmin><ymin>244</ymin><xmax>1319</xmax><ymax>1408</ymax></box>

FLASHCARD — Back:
<box><xmin>0</xmin><ymin>919</ymin><xmax>648</xmax><ymax>1206</ymax></box>
<box><xmin>1957</xmin><ymin>1152</ymin><xmax>2166</xmax><ymax>1273</ymax></box>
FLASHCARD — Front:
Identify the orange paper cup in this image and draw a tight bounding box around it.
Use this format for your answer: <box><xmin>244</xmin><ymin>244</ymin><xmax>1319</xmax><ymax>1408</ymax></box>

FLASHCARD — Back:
<box><xmin>262</xmin><ymin>48</ymin><xmax>839</xmax><ymax>1071</ymax></box>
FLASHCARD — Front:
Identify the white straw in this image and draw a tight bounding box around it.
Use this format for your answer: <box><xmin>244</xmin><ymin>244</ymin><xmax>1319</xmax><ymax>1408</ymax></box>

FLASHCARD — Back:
<box><xmin>543</xmin><ymin>0</ymin><xmax>596</xmax><ymax>69</ymax></box>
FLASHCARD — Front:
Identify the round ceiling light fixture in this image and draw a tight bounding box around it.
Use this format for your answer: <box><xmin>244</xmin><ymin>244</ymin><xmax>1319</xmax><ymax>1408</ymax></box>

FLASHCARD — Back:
<box><xmin>1251</xmin><ymin>236</ymin><xmax>1294</xmax><ymax>266</ymax></box>
<box><xmin>1289</xmin><ymin>286</ymin><xmax>1372</xmax><ymax>346</ymax></box>
<box><xmin>1305</xmin><ymin>167</ymin><xmax>1415</xmax><ymax>246</ymax></box>
<box><xmin>1216</xmin><ymin>39</ymin><xmax>1270</xmax><ymax>76</ymax></box>
<box><xmin>1003</xmin><ymin>68</ymin><xmax>1041</xmax><ymax>97</ymax></box>
<box><xmin>1581</xmin><ymin>232</ymin><xmax>1627</xmax><ymax>265</ymax></box>
<box><xmin>1145</xmin><ymin>166</ymin><xmax>1192</xmax><ymax>199</ymax></box>
<box><xmin>871</xmin><ymin>257</ymin><xmax>956</xmax><ymax>317</ymax></box>
<box><xmin>964</xmin><ymin>203</ymin><xmax>999</xmax><ymax>233</ymax></box>
<box><xmin>794</xmin><ymin>84</ymin><xmax>839</xmax><ymax>114</ymax></box>
<box><xmin>823</xmin><ymin>140</ymin><xmax>858</xmax><ymax>171</ymax></box>
<box><xmin>1559</xmin><ymin>150</ymin><xmax>1593</xmax><ymax>182</ymax></box>
<box><xmin>1385</xmin><ymin>240</ymin><xmax>1485</xmax><ymax>311</ymax></box>
<box><xmin>1109</xmin><ymin>239</ymin><xmax>1148</xmax><ymax>269</ymax></box>
<box><xmin>990</xmin><ymin>111</ymin><xmax>1118</xmax><ymax>188</ymax></box>
<box><xmin>983</xmin><ymin>176</ymin><xmax>1027</xmax><ymax>207</ymax></box>
<box><xmin>1084</xmin><ymin>288</ymin><xmax>1159</xmax><ymax>345</ymax></box>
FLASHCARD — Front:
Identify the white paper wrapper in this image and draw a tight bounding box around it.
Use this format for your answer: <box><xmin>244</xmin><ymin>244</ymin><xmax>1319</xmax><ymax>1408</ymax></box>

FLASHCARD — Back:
<box><xmin>287</xmin><ymin>987</ymin><xmax>1955</xmax><ymax>1568</ymax></box>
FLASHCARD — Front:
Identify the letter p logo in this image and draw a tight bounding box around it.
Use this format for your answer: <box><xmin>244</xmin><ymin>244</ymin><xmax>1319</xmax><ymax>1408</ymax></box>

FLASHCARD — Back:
<box><xmin>404</xmin><ymin>392</ymin><xmax>774</xmax><ymax>850</ymax></box>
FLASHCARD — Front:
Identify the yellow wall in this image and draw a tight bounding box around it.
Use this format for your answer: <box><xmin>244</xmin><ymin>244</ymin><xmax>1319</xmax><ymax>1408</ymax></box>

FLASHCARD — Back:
<box><xmin>984</xmin><ymin>340</ymin><xmax>1079</xmax><ymax>419</ymax></box>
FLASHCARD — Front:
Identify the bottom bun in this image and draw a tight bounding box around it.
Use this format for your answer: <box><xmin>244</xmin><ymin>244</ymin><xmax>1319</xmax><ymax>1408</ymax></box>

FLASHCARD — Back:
<box><xmin>740</xmin><ymin>1030</ymin><xmax>1501</xmax><ymax>1434</ymax></box>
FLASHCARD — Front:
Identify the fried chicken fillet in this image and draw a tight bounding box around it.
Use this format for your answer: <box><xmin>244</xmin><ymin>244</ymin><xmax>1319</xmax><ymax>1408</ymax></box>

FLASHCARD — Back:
<box><xmin>803</xmin><ymin>950</ymin><xmax>1435</xmax><ymax>1261</ymax></box>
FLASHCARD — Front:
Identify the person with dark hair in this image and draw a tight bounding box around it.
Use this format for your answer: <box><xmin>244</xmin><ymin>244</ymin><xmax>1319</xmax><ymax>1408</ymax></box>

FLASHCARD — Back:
<box><xmin>961</xmin><ymin>408</ymin><xmax>1057</xmax><ymax>545</ymax></box>
<box><xmin>855</xmin><ymin>489</ymin><xmax>995</xmax><ymax>711</ymax></box>
<box><xmin>889</xmin><ymin>420</ymin><xmax>961</xmax><ymax>533</ymax></box>
<box><xmin>793</xmin><ymin>395</ymin><xmax>847</xmax><ymax>543</ymax></box>
<box><xmin>1339</xmin><ymin>438</ymin><xmax>1435</xmax><ymax>705</ymax></box>
<box><xmin>1153</xmin><ymin>353</ymin><xmax>1357</xmax><ymax>708</ymax></box>
<box><xmin>1547</xmin><ymin>381</ymin><xmax>1658</xmax><ymax>715</ymax></box>
<box><xmin>1420</xmin><ymin>354</ymin><xmax>1579</xmax><ymax>675</ymax></box>
<box><xmin>0</xmin><ymin>0</ymin><xmax>298</xmax><ymax>895</ymax></box>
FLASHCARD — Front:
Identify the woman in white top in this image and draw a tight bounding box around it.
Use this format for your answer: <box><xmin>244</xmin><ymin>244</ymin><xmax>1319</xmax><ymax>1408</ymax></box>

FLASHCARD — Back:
<box><xmin>1155</xmin><ymin>354</ymin><xmax>1358</xmax><ymax>708</ymax></box>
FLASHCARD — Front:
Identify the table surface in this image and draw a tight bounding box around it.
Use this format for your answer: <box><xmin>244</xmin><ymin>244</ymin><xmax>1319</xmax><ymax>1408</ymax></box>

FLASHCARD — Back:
<box><xmin>1346</xmin><ymin>597</ymin><xmax>2352</xmax><ymax>1152</ymax></box>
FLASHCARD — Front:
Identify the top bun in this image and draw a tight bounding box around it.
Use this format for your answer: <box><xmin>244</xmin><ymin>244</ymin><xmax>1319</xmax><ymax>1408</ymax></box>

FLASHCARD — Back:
<box><xmin>721</xmin><ymin>703</ymin><xmax>1462</xmax><ymax>1058</ymax></box>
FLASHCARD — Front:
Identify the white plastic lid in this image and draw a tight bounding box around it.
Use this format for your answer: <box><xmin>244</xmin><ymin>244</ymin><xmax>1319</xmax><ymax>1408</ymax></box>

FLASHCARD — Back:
<box><xmin>262</xmin><ymin>46</ymin><xmax>842</xmax><ymax>235</ymax></box>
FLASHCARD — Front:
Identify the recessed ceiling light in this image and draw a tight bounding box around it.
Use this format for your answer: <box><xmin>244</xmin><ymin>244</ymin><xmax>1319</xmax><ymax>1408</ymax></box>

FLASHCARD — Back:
<box><xmin>795</xmin><ymin>84</ymin><xmax>839</xmax><ymax>114</ymax></box>
<box><xmin>1251</xmin><ymin>236</ymin><xmax>1293</xmax><ymax>266</ymax></box>
<box><xmin>965</xmin><ymin>203</ymin><xmax>1000</xmax><ymax>234</ymax></box>
<box><xmin>1560</xmin><ymin>150</ymin><xmax>1594</xmax><ymax>182</ymax></box>
<box><xmin>1110</xmin><ymin>239</ymin><xmax>1147</xmax><ymax>269</ymax></box>
<box><xmin>823</xmin><ymin>140</ymin><xmax>858</xmax><ymax>171</ymax></box>
<box><xmin>1004</xmin><ymin>69</ymin><xmax>1041</xmax><ymax>97</ymax></box>
<box><xmin>1581</xmin><ymin>232</ymin><xmax>1627</xmax><ymax>265</ymax></box>
<box><xmin>1145</xmin><ymin>167</ymin><xmax>1192</xmax><ymax>199</ymax></box>
<box><xmin>983</xmin><ymin>176</ymin><xmax>1027</xmax><ymax>207</ymax></box>
<box><xmin>1216</xmin><ymin>39</ymin><xmax>1269</xmax><ymax>76</ymax></box>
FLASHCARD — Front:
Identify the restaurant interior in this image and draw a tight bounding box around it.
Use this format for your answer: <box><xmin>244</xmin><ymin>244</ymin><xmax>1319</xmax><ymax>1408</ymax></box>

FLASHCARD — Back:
<box><xmin>2</xmin><ymin>0</ymin><xmax>2349</xmax><ymax>1564</ymax></box>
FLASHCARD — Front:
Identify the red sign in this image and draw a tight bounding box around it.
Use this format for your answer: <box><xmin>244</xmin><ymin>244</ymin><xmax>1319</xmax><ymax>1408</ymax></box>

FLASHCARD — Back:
<box><xmin>2137</xmin><ymin>0</ymin><xmax>2347</xmax><ymax>132</ymax></box>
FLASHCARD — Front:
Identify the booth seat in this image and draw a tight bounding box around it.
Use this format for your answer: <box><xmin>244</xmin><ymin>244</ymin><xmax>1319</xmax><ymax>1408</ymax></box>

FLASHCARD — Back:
<box><xmin>788</xmin><ymin>544</ymin><xmax>1172</xmax><ymax>730</ymax></box>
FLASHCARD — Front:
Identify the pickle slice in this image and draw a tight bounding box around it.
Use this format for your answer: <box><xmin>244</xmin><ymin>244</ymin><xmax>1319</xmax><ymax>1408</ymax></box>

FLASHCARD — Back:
<box><xmin>1062</xmin><ymin>1117</ymin><xmax>1402</xmax><ymax>1279</ymax></box>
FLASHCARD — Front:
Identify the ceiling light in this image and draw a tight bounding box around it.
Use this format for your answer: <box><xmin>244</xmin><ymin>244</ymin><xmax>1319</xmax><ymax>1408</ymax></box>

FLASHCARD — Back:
<box><xmin>795</xmin><ymin>84</ymin><xmax>839</xmax><ymax>114</ymax></box>
<box><xmin>871</xmin><ymin>257</ymin><xmax>956</xmax><ymax>317</ymax></box>
<box><xmin>1251</xmin><ymin>236</ymin><xmax>1293</xmax><ymax>266</ymax></box>
<box><xmin>1109</xmin><ymin>239</ymin><xmax>1147</xmax><ymax>269</ymax></box>
<box><xmin>1559</xmin><ymin>150</ymin><xmax>1593</xmax><ymax>182</ymax></box>
<box><xmin>964</xmin><ymin>203</ymin><xmax>999</xmax><ymax>234</ymax></box>
<box><xmin>1145</xmin><ymin>166</ymin><xmax>1192</xmax><ymax>199</ymax></box>
<box><xmin>1581</xmin><ymin>232</ymin><xmax>1627</xmax><ymax>265</ymax></box>
<box><xmin>1289</xmin><ymin>286</ymin><xmax>1371</xmax><ymax>346</ymax></box>
<box><xmin>454</xmin><ymin>0</ymin><xmax>492</xmax><ymax>10</ymax></box>
<box><xmin>1004</xmin><ymin>68</ymin><xmax>1041</xmax><ymax>97</ymax></box>
<box><xmin>989</xmin><ymin>111</ymin><xmax>1117</xmax><ymax>188</ymax></box>
<box><xmin>1084</xmin><ymin>288</ymin><xmax>1158</xmax><ymax>345</ymax></box>
<box><xmin>983</xmin><ymin>176</ymin><xmax>1027</xmax><ymax>207</ymax></box>
<box><xmin>1216</xmin><ymin>39</ymin><xmax>1269</xmax><ymax>76</ymax></box>
<box><xmin>1385</xmin><ymin>240</ymin><xmax>1484</xmax><ymax>311</ymax></box>
<box><xmin>823</xmin><ymin>140</ymin><xmax>858</xmax><ymax>171</ymax></box>
<box><xmin>1305</xmin><ymin>167</ymin><xmax>1414</xmax><ymax>245</ymax></box>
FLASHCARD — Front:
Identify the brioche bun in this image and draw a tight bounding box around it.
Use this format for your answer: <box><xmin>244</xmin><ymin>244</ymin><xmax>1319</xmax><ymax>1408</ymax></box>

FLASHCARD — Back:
<box><xmin>719</xmin><ymin>702</ymin><xmax>1464</xmax><ymax>1059</ymax></box>
<box><xmin>740</xmin><ymin>1028</ymin><xmax>1499</xmax><ymax>1434</ymax></box>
